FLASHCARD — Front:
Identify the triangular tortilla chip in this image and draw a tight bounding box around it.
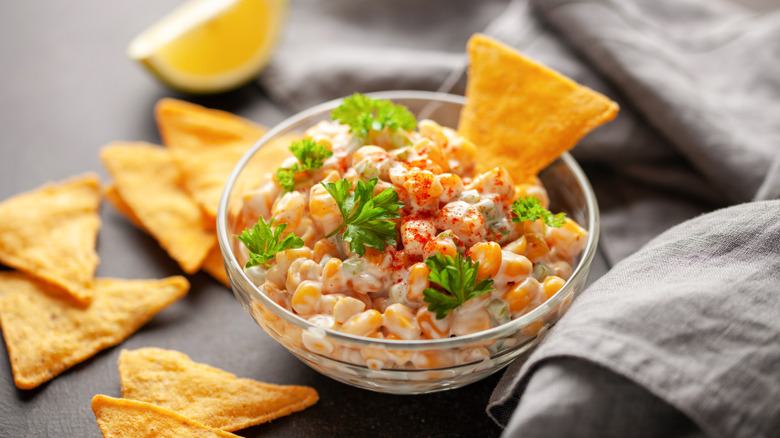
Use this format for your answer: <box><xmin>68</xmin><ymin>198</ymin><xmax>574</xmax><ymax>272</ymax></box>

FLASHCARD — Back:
<box><xmin>101</xmin><ymin>143</ymin><xmax>216</xmax><ymax>274</ymax></box>
<box><xmin>103</xmin><ymin>183</ymin><xmax>147</xmax><ymax>232</ymax></box>
<box><xmin>119</xmin><ymin>347</ymin><xmax>319</xmax><ymax>432</ymax></box>
<box><xmin>0</xmin><ymin>273</ymin><xmax>189</xmax><ymax>389</ymax></box>
<box><xmin>92</xmin><ymin>395</ymin><xmax>239</xmax><ymax>438</ymax></box>
<box><xmin>105</xmin><ymin>183</ymin><xmax>229</xmax><ymax>286</ymax></box>
<box><xmin>458</xmin><ymin>34</ymin><xmax>619</xmax><ymax>183</ymax></box>
<box><xmin>202</xmin><ymin>246</ymin><xmax>230</xmax><ymax>287</ymax></box>
<box><xmin>0</xmin><ymin>174</ymin><xmax>100</xmax><ymax>306</ymax></box>
<box><xmin>0</xmin><ymin>271</ymin><xmax>38</xmax><ymax>299</ymax></box>
<box><xmin>156</xmin><ymin>98</ymin><xmax>268</xmax><ymax>228</ymax></box>
<box><xmin>232</xmin><ymin>132</ymin><xmax>300</xmax><ymax>197</ymax></box>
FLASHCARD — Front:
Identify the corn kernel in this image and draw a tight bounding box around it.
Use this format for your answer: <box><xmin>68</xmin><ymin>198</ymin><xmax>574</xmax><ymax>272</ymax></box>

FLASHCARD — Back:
<box><xmin>302</xmin><ymin>328</ymin><xmax>335</xmax><ymax>355</ymax></box>
<box><xmin>550</xmin><ymin>260</ymin><xmax>573</xmax><ymax>280</ymax></box>
<box><xmin>291</xmin><ymin>280</ymin><xmax>322</xmax><ymax>315</ymax></box>
<box><xmin>410</xmin><ymin>350</ymin><xmax>456</xmax><ymax>369</ymax></box>
<box><xmin>309</xmin><ymin>184</ymin><xmax>341</xmax><ymax>224</ymax></box>
<box><xmin>451</xmin><ymin>307</ymin><xmax>491</xmax><ymax>336</ymax></box>
<box><xmin>318</xmin><ymin>293</ymin><xmax>343</xmax><ymax>315</ymax></box>
<box><xmin>542</xmin><ymin>276</ymin><xmax>566</xmax><ymax>300</ymax></box>
<box><xmin>468</xmin><ymin>241</ymin><xmax>502</xmax><ymax>280</ymax></box>
<box><xmin>401</xmin><ymin>216</ymin><xmax>436</xmax><ymax>256</ymax></box>
<box><xmin>472</xmin><ymin>167</ymin><xmax>515</xmax><ymax>199</ymax></box>
<box><xmin>436</xmin><ymin>173</ymin><xmax>463</xmax><ymax>203</ymax></box>
<box><xmin>546</xmin><ymin>218</ymin><xmax>588</xmax><ymax>258</ymax></box>
<box><xmin>435</xmin><ymin>201</ymin><xmax>485</xmax><ymax>247</ymax></box>
<box><xmin>413</xmin><ymin>137</ymin><xmax>449</xmax><ymax>171</ymax></box>
<box><xmin>384</xmin><ymin>333</ymin><xmax>414</xmax><ymax>364</ymax></box>
<box><xmin>341</xmin><ymin>310</ymin><xmax>383</xmax><ymax>337</ymax></box>
<box><xmin>313</xmin><ymin>238</ymin><xmax>339</xmax><ymax>263</ymax></box>
<box><xmin>286</xmin><ymin>258</ymin><xmax>321</xmax><ymax>294</ymax></box>
<box><xmin>451</xmin><ymin>136</ymin><xmax>477</xmax><ymax>167</ymax></box>
<box><xmin>333</xmin><ymin>296</ymin><xmax>366</xmax><ymax>324</ymax></box>
<box><xmin>524</xmin><ymin>233</ymin><xmax>550</xmax><ymax>261</ymax></box>
<box><xmin>417</xmin><ymin>307</ymin><xmax>451</xmax><ymax>339</ymax></box>
<box><xmin>352</xmin><ymin>145</ymin><xmax>388</xmax><ymax>164</ymax></box>
<box><xmin>503</xmin><ymin>278</ymin><xmax>540</xmax><ymax>313</ymax></box>
<box><xmin>383</xmin><ymin>303</ymin><xmax>421</xmax><ymax>340</ymax></box>
<box><xmin>271</xmin><ymin>191</ymin><xmax>305</xmax><ymax>230</ymax></box>
<box><xmin>504</xmin><ymin>235</ymin><xmax>527</xmax><ymax>255</ymax></box>
<box><xmin>321</xmin><ymin>258</ymin><xmax>344</xmax><ymax>293</ymax></box>
<box><xmin>406</xmin><ymin>262</ymin><xmax>431</xmax><ymax>304</ymax></box>
<box><xmin>515</xmin><ymin>183</ymin><xmax>550</xmax><ymax>209</ymax></box>
<box><xmin>494</xmin><ymin>251</ymin><xmax>532</xmax><ymax>284</ymax></box>
<box><xmin>275</xmin><ymin>247</ymin><xmax>313</xmax><ymax>271</ymax></box>
<box><xmin>418</xmin><ymin>119</ymin><xmax>448</xmax><ymax>149</ymax></box>
<box><xmin>403</xmin><ymin>169</ymin><xmax>443</xmax><ymax>208</ymax></box>
<box><xmin>422</xmin><ymin>238</ymin><xmax>458</xmax><ymax>260</ymax></box>
<box><xmin>360</xmin><ymin>332</ymin><xmax>391</xmax><ymax>370</ymax></box>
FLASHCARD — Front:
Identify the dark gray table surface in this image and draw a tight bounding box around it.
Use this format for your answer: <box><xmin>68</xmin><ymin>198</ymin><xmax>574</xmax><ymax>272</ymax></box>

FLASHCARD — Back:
<box><xmin>10</xmin><ymin>0</ymin><xmax>778</xmax><ymax>436</ymax></box>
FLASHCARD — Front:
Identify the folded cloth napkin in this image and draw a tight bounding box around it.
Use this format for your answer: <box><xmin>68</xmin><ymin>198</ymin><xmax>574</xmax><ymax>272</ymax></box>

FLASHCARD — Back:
<box><xmin>260</xmin><ymin>0</ymin><xmax>780</xmax><ymax>436</ymax></box>
<box><xmin>489</xmin><ymin>200</ymin><xmax>780</xmax><ymax>438</ymax></box>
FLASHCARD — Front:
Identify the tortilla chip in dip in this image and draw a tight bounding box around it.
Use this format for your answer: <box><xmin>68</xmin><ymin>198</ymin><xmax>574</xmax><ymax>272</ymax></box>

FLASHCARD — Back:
<box><xmin>459</xmin><ymin>33</ymin><xmax>619</xmax><ymax>183</ymax></box>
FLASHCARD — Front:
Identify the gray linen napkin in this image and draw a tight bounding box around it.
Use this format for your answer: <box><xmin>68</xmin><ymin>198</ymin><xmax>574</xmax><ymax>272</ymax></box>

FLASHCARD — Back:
<box><xmin>259</xmin><ymin>0</ymin><xmax>780</xmax><ymax>436</ymax></box>
<box><xmin>491</xmin><ymin>200</ymin><xmax>780</xmax><ymax>438</ymax></box>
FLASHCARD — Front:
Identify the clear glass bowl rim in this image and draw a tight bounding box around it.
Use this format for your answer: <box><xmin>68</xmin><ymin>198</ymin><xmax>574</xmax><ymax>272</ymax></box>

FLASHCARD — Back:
<box><xmin>216</xmin><ymin>90</ymin><xmax>600</xmax><ymax>351</ymax></box>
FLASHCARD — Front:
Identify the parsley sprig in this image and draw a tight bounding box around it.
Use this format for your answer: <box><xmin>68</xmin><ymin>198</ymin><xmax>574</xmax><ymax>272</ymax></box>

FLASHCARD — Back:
<box><xmin>276</xmin><ymin>138</ymin><xmax>333</xmax><ymax>192</ymax></box>
<box><xmin>321</xmin><ymin>177</ymin><xmax>404</xmax><ymax>256</ymax></box>
<box><xmin>511</xmin><ymin>196</ymin><xmax>566</xmax><ymax>228</ymax></box>
<box><xmin>235</xmin><ymin>218</ymin><xmax>304</xmax><ymax>268</ymax></box>
<box><xmin>423</xmin><ymin>253</ymin><xmax>494</xmax><ymax>319</ymax></box>
<box><xmin>331</xmin><ymin>93</ymin><xmax>417</xmax><ymax>139</ymax></box>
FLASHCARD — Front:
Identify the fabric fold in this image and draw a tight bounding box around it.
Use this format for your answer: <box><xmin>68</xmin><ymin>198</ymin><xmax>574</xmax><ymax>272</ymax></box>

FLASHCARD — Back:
<box><xmin>491</xmin><ymin>200</ymin><xmax>780</xmax><ymax>437</ymax></box>
<box><xmin>530</xmin><ymin>0</ymin><xmax>780</xmax><ymax>203</ymax></box>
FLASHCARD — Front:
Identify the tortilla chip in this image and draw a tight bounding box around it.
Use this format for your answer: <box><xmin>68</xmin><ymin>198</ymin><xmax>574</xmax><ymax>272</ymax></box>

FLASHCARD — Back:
<box><xmin>458</xmin><ymin>34</ymin><xmax>619</xmax><ymax>183</ymax></box>
<box><xmin>156</xmin><ymin>98</ymin><xmax>268</xmax><ymax>228</ymax></box>
<box><xmin>0</xmin><ymin>271</ymin><xmax>41</xmax><ymax>299</ymax></box>
<box><xmin>233</xmin><ymin>132</ymin><xmax>299</xmax><ymax>197</ymax></box>
<box><xmin>103</xmin><ymin>183</ymin><xmax>147</xmax><ymax>232</ymax></box>
<box><xmin>105</xmin><ymin>182</ymin><xmax>229</xmax><ymax>286</ymax></box>
<box><xmin>0</xmin><ymin>174</ymin><xmax>101</xmax><ymax>306</ymax></box>
<box><xmin>92</xmin><ymin>395</ymin><xmax>239</xmax><ymax>438</ymax></box>
<box><xmin>0</xmin><ymin>274</ymin><xmax>189</xmax><ymax>389</ymax></box>
<box><xmin>202</xmin><ymin>246</ymin><xmax>230</xmax><ymax>287</ymax></box>
<box><xmin>119</xmin><ymin>347</ymin><xmax>318</xmax><ymax>432</ymax></box>
<box><xmin>101</xmin><ymin>143</ymin><xmax>216</xmax><ymax>274</ymax></box>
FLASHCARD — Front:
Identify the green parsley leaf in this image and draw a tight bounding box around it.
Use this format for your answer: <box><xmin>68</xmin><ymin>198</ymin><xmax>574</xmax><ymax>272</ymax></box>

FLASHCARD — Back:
<box><xmin>331</xmin><ymin>93</ymin><xmax>417</xmax><ymax>139</ymax></box>
<box><xmin>423</xmin><ymin>253</ymin><xmax>494</xmax><ymax>319</ymax></box>
<box><xmin>321</xmin><ymin>177</ymin><xmax>404</xmax><ymax>256</ymax></box>
<box><xmin>235</xmin><ymin>217</ymin><xmax>304</xmax><ymax>269</ymax></box>
<box><xmin>511</xmin><ymin>196</ymin><xmax>566</xmax><ymax>228</ymax></box>
<box><xmin>275</xmin><ymin>138</ymin><xmax>333</xmax><ymax>192</ymax></box>
<box><xmin>276</xmin><ymin>168</ymin><xmax>296</xmax><ymax>192</ymax></box>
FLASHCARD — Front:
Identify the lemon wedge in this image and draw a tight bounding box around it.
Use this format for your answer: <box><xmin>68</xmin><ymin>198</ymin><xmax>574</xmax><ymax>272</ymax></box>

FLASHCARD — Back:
<box><xmin>129</xmin><ymin>0</ymin><xmax>287</xmax><ymax>94</ymax></box>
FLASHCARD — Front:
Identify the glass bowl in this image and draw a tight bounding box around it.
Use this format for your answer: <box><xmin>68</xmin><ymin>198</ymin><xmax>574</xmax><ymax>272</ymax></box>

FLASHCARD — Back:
<box><xmin>216</xmin><ymin>91</ymin><xmax>599</xmax><ymax>394</ymax></box>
